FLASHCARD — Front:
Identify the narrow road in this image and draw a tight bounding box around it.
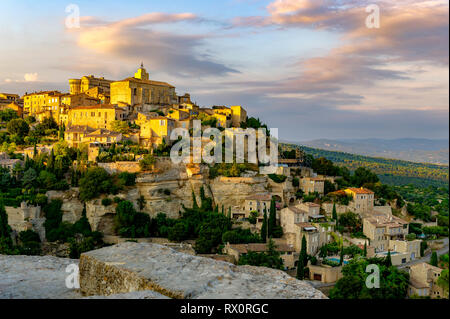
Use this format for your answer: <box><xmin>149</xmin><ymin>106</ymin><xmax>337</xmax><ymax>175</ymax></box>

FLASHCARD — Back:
<box><xmin>397</xmin><ymin>237</ymin><xmax>449</xmax><ymax>269</ymax></box>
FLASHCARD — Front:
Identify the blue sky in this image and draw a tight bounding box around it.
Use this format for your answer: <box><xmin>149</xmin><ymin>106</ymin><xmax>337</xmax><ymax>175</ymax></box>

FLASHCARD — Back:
<box><xmin>0</xmin><ymin>0</ymin><xmax>448</xmax><ymax>141</ymax></box>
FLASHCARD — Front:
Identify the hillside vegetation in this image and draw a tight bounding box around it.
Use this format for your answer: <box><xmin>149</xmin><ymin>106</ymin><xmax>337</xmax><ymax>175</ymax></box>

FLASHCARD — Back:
<box><xmin>282</xmin><ymin>144</ymin><xmax>449</xmax><ymax>188</ymax></box>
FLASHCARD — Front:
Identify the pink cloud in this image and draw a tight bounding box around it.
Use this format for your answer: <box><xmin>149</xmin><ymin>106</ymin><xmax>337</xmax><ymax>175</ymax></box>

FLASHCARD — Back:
<box><xmin>71</xmin><ymin>12</ymin><xmax>237</xmax><ymax>77</ymax></box>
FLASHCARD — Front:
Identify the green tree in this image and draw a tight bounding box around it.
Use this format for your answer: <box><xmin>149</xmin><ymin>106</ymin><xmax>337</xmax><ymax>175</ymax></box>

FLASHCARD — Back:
<box><xmin>248</xmin><ymin>211</ymin><xmax>258</xmax><ymax>225</ymax></box>
<box><xmin>110</xmin><ymin>120</ymin><xmax>130</xmax><ymax>134</ymax></box>
<box><xmin>139</xmin><ymin>154</ymin><xmax>155</xmax><ymax>171</ymax></box>
<box><xmin>268</xmin><ymin>199</ymin><xmax>276</xmax><ymax>237</ymax></box>
<box><xmin>260</xmin><ymin>211</ymin><xmax>268</xmax><ymax>243</ymax></box>
<box><xmin>332</xmin><ymin>203</ymin><xmax>337</xmax><ymax>221</ymax></box>
<box><xmin>386</xmin><ymin>250</ymin><xmax>392</xmax><ymax>267</ymax></box>
<box><xmin>363</xmin><ymin>242</ymin><xmax>367</xmax><ymax>257</ymax></box>
<box><xmin>0</xmin><ymin>202</ymin><xmax>14</xmax><ymax>253</ymax></box>
<box><xmin>7</xmin><ymin>118</ymin><xmax>29</xmax><ymax>137</ymax></box>
<box><xmin>79</xmin><ymin>167</ymin><xmax>116</xmax><ymax>202</ymax></box>
<box><xmin>339</xmin><ymin>246</ymin><xmax>344</xmax><ymax>266</ymax></box>
<box><xmin>430</xmin><ymin>251</ymin><xmax>438</xmax><ymax>267</ymax></box>
<box><xmin>114</xmin><ymin>200</ymin><xmax>151</xmax><ymax>238</ymax></box>
<box><xmin>297</xmin><ymin>235</ymin><xmax>308</xmax><ymax>280</ymax></box>
<box><xmin>192</xmin><ymin>190</ymin><xmax>199</xmax><ymax>209</ymax></box>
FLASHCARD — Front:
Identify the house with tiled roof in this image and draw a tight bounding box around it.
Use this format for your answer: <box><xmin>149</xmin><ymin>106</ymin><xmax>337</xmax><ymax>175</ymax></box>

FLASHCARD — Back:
<box><xmin>344</xmin><ymin>187</ymin><xmax>375</xmax><ymax>215</ymax></box>
<box><xmin>408</xmin><ymin>262</ymin><xmax>445</xmax><ymax>298</ymax></box>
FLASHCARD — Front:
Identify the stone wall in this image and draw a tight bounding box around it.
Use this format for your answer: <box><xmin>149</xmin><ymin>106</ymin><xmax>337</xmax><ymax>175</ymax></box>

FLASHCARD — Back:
<box><xmin>98</xmin><ymin>161</ymin><xmax>141</xmax><ymax>174</ymax></box>
<box><xmin>79</xmin><ymin>242</ymin><xmax>327</xmax><ymax>299</ymax></box>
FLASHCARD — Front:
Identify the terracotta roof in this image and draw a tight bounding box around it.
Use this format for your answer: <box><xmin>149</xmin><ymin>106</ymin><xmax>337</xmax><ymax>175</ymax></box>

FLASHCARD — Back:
<box><xmin>85</xmin><ymin>128</ymin><xmax>121</xmax><ymax>138</ymax></box>
<box><xmin>70</xmin><ymin>104</ymin><xmax>123</xmax><ymax>110</ymax></box>
<box><xmin>346</xmin><ymin>187</ymin><xmax>374</xmax><ymax>194</ymax></box>
<box><xmin>228</xmin><ymin>243</ymin><xmax>295</xmax><ymax>254</ymax></box>
<box><xmin>116</xmin><ymin>77</ymin><xmax>175</xmax><ymax>88</ymax></box>
<box><xmin>365</xmin><ymin>214</ymin><xmax>408</xmax><ymax>227</ymax></box>
<box><xmin>23</xmin><ymin>91</ymin><xmax>61</xmax><ymax>97</ymax></box>
<box><xmin>287</xmin><ymin>206</ymin><xmax>308</xmax><ymax>214</ymax></box>
<box><xmin>329</xmin><ymin>190</ymin><xmax>347</xmax><ymax>196</ymax></box>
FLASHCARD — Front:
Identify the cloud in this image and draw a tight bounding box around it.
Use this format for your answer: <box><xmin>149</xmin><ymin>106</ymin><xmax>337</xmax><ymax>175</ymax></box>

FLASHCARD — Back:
<box><xmin>72</xmin><ymin>12</ymin><xmax>238</xmax><ymax>77</ymax></box>
<box><xmin>230</xmin><ymin>0</ymin><xmax>449</xmax><ymax>112</ymax></box>
<box><xmin>24</xmin><ymin>73</ymin><xmax>39</xmax><ymax>82</ymax></box>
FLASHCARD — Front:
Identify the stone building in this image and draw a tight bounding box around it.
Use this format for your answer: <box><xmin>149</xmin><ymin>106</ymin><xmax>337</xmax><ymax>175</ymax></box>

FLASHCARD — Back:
<box><xmin>139</xmin><ymin>116</ymin><xmax>176</xmax><ymax>147</ymax></box>
<box><xmin>363</xmin><ymin>213</ymin><xmax>409</xmax><ymax>253</ymax></box>
<box><xmin>69</xmin><ymin>75</ymin><xmax>112</xmax><ymax>96</ymax></box>
<box><xmin>300</xmin><ymin>177</ymin><xmax>325</xmax><ymax>195</ymax></box>
<box><xmin>67</xmin><ymin>104</ymin><xmax>127</xmax><ymax>130</ymax></box>
<box><xmin>408</xmin><ymin>263</ymin><xmax>445</xmax><ymax>298</ymax></box>
<box><xmin>230</xmin><ymin>105</ymin><xmax>247</xmax><ymax>128</ymax></box>
<box><xmin>110</xmin><ymin>64</ymin><xmax>177</xmax><ymax>107</ymax></box>
<box><xmin>345</xmin><ymin>187</ymin><xmax>374</xmax><ymax>215</ymax></box>
<box><xmin>239</xmin><ymin>193</ymin><xmax>272</xmax><ymax>219</ymax></box>
<box><xmin>23</xmin><ymin>90</ymin><xmax>62</xmax><ymax>116</ymax></box>
<box><xmin>279</xmin><ymin>204</ymin><xmax>331</xmax><ymax>255</ymax></box>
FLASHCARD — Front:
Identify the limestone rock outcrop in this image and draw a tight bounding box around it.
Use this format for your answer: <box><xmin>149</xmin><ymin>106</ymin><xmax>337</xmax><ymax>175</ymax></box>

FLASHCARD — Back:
<box><xmin>79</xmin><ymin>242</ymin><xmax>327</xmax><ymax>299</ymax></box>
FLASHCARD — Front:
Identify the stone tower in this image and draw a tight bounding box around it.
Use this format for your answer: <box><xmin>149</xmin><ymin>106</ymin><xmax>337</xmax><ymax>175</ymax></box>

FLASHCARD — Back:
<box><xmin>134</xmin><ymin>62</ymin><xmax>149</xmax><ymax>81</ymax></box>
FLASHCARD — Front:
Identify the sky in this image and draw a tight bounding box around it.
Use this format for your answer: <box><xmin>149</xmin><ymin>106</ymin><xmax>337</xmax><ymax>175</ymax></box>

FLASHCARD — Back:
<box><xmin>0</xmin><ymin>0</ymin><xmax>448</xmax><ymax>141</ymax></box>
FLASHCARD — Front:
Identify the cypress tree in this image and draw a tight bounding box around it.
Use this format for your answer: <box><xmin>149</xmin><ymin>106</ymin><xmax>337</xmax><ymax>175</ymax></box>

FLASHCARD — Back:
<box><xmin>192</xmin><ymin>190</ymin><xmax>198</xmax><ymax>209</ymax></box>
<box><xmin>297</xmin><ymin>235</ymin><xmax>308</xmax><ymax>279</ymax></box>
<box><xmin>268</xmin><ymin>199</ymin><xmax>276</xmax><ymax>237</ymax></box>
<box><xmin>47</xmin><ymin>149</ymin><xmax>55</xmax><ymax>172</ymax></box>
<box><xmin>261</xmin><ymin>211</ymin><xmax>268</xmax><ymax>243</ymax></box>
<box><xmin>228</xmin><ymin>207</ymin><xmax>232</xmax><ymax>220</ymax></box>
<box><xmin>0</xmin><ymin>202</ymin><xmax>11</xmax><ymax>239</ymax></box>
<box><xmin>386</xmin><ymin>250</ymin><xmax>392</xmax><ymax>267</ymax></box>
<box><xmin>0</xmin><ymin>201</ymin><xmax>14</xmax><ymax>254</ymax></box>
<box><xmin>332</xmin><ymin>203</ymin><xmax>337</xmax><ymax>221</ymax></box>
<box><xmin>221</xmin><ymin>205</ymin><xmax>224</xmax><ymax>215</ymax></box>
<box><xmin>430</xmin><ymin>251</ymin><xmax>438</xmax><ymax>267</ymax></box>
<box><xmin>363</xmin><ymin>242</ymin><xmax>367</xmax><ymax>257</ymax></box>
<box><xmin>339</xmin><ymin>246</ymin><xmax>344</xmax><ymax>266</ymax></box>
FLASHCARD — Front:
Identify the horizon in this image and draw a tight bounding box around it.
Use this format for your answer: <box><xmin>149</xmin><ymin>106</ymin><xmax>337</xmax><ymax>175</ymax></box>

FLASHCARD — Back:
<box><xmin>0</xmin><ymin>0</ymin><xmax>449</xmax><ymax>141</ymax></box>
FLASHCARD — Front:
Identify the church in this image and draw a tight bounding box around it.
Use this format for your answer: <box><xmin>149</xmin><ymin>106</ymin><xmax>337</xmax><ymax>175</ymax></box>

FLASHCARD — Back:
<box><xmin>110</xmin><ymin>64</ymin><xmax>178</xmax><ymax>107</ymax></box>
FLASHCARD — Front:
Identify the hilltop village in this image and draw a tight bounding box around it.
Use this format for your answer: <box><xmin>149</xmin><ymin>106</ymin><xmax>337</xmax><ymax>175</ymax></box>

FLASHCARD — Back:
<box><xmin>1</xmin><ymin>65</ymin><xmax>448</xmax><ymax>299</ymax></box>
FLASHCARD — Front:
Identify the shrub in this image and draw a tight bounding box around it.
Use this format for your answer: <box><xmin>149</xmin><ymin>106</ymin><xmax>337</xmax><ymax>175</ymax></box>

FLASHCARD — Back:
<box><xmin>114</xmin><ymin>200</ymin><xmax>151</xmax><ymax>238</ymax></box>
<box><xmin>18</xmin><ymin>230</ymin><xmax>41</xmax><ymax>256</ymax></box>
<box><xmin>102</xmin><ymin>198</ymin><xmax>113</xmax><ymax>206</ymax></box>
<box><xmin>118</xmin><ymin>172</ymin><xmax>136</xmax><ymax>186</ymax></box>
<box><xmin>139</xmin><ymin>154</ymin><xmax>155</xmax><ymax>170</ymax></box>
<box><xmin>268</xmin><ymin>174</ymin><xmax>287</xmax><ymax>183</ymax></box>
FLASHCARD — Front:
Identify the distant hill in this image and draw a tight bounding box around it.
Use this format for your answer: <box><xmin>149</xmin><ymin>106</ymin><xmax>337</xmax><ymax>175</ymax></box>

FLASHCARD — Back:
<box><xmin>281</xmin><ymin>143</ymin><xmax>449</xmax><ymax>189</ymax></box>
<box><xmin>293</xmin><ymin>138</ymin><xmax>449</xmax><ymax>165</ymax></box>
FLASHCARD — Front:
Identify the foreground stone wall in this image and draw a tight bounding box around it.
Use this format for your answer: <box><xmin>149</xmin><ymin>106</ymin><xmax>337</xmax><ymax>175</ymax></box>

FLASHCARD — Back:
<box><xmin>79</xmin><ymin>242</ymin><xmax>326</xmax><ymax>299</ymax></box>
